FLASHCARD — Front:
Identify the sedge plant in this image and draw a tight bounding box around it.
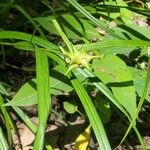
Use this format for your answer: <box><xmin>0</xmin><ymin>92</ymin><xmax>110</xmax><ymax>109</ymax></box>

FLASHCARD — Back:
<box><xmin>0</xmin><ymin>0</ymin><xmax>150</xmax><ymax>149</ymax></box>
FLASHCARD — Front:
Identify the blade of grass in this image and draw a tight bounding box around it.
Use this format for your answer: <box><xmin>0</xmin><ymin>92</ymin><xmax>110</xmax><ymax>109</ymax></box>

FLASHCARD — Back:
<box><xmin>134</xmin><ymin>127</ymin><xmax>147</xmax><ymax>150</ymax></box>
<box><xmin>76</xmin><ymin>40</ymin><xmax>150</xmax><ymax>51</ymax></box>
<box><xmin>71</xmin><ymin>76</ymin><xmax>111</xmax><ymax>150</ymax></box>
<box><xmin>33</xmin><ymin>45</ymin><xmax>51</xmax><ymax>150</ymax></box>
<box><xmin>12</xmin><ymin>106</ymin><xmax>37</xmax><ymax>133</ymax></box>
<box><xmin>0</xmin><ymin>126</ymin><xmax>9</xmax><ymax>150</ymax></box>
<box><xmin>52</xmin><ymin>19</ymin><xmax>73</xmax><ymax>52</ymax></box>
<box><xmin>0</xmin><ymin>31</ymin><xmax>58</xmax><ymax>50</ymax></box>
<box><xmin>1</xmin><ymin>31</ymin><xmax>150</xmax><ymax>53</ymax></box>
<box><xmin>0</xmin><ymin>89</ymin><xmax>23</xmax><ymax>148</ymax></box>
<box><xmin>0</xmin><ymin>95</ymin><xmax>14</xmax><ymax>147</ymax></box>
<box><xmin>120</xmin><ymin>51</ymin><xmax>150</xmax><ymax>145</ymax></box>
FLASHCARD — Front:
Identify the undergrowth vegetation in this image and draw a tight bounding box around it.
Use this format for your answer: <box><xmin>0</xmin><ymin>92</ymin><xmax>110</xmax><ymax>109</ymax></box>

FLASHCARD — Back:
<box><xmin>0</xmin><ymin>0</ymin><xmax>150</xmax><ymax>149</ymax></box>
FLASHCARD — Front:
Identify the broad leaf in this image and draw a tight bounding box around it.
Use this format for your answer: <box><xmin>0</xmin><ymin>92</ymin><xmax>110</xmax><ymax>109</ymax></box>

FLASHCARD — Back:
<box><xmin>4</xmin><ymin>76</ymin><xmax>73</xmax><ymax>107</ymax></box>
<box><xmin>93</xmin><ymin>54</ymin><xmax>136</xmax><ymax>118</ymax></box>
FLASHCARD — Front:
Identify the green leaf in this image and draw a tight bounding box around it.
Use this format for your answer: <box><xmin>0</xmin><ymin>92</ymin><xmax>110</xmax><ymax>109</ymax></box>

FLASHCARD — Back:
<box><xmin>0</xmin><ymin>83</ymin><xmax>9</xmax><ymax>95</ymax></box>
<box><xmin>45</xmin><ymin>145</ymin><xmax>53</xmax><ymax>150</ymax></box>
<box><xmin>0</xmin><ymin>95</ymin><xmax>14</xmax><ymax>146</ymax></box>
<box><xmin>4</xmin><ymin>76</ymin><xmax>73</xmax><ymax>107</ymax></box>
<box><xmin>121</xmin><ymin>54</ymin><xmax>150</xmax><ymax>147</ymax></box>
<box><xmin>0</xmin><ymin>31</ymin><xmax>149</xmax><ymax>55</ymax></box>
<box><xmin>63</xmin><ymin>101</ymin><xmax>78</xmax><ymax>114</ymax></box>
<box><xmin>11</xmin><ymin>105</ymin><xmax>37</xmax><ymax>133</ymax></box>
<box><xmin>35</xmin><ymin>14</ymin><xmax>100</xmax><ymax>40</ymax></box>
<box><xmin>71</xmin><ymin>77</ymin><xmax>111</xmax><ymax>150</ymax></box>
<box><xmin>0</xmin><ymin>31</ymin><xmax>58</xmax><ymax>51</ymax></box>
<box><xmin>116</xmin><ymin>0</ymin><xmax>134</xmax><ymax>24</ymax></box>
<box><xmin>0</xmin><ymin>127</ymin><xmax>9</xmax><ymax>150</ymax></box>
<box><xmin>93</xmin><ymin>54</ymin><xmax>136</xmax><ymax>118</ymax></box>
<box><xmin>66</xmin><ymin>0</ymin><xmax>122</xmax><ymax>39</ymax></box>
<box><xmin>13</xmin><ymin>41</ymin><xmax>34</xmax><ymax>51</ymax></box>
<box><xmin>76</xmin><ymin>39</ymin><xmax>150</xmax><ymax>54</ymax></box>
<box><xmin>33</xmin><ymin>46</ymin><xmax>50</xmax><ymax>150</ymax></box>
<box><xmin>0</xmin><ymin>84</ymin><xmax>37</xmax><ymax>134</ymax></box>
<box><xmin>4</xmin><ymin>80</ymin><xmax>37</xmax><ymax>107</ymax></box>
<box><xmin>131</xmin><ymin>67</ymin><xmax>150</xmax><ymax>102</ymax></box>
<box><xmin>122</xmin><ymin>23</ymin><xmax>150</xmax><ymax>40</ymax></box>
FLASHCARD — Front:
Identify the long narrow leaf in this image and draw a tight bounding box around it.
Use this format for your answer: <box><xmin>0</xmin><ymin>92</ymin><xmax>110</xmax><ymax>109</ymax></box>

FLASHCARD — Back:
<box><xmin>71</xmin><ymin>76</ymin><xmax>111</xmax><ymax>150</ymax></box>
<box><xmin>33</xmin><ymin>46</ymin><xmax>51</xmax><ymax>150</ymax></box>
<box><xmin>52</xmin><ymin>19</ymin><xmax>73</xmax><ymax>52</ymax></box>
<box><xmin>0</xmin><ymin>127</ymin><xmax>9</xmax><ymax>150</ymax></box>
<box><xmin>0</xmin><ymin>95</ymin><xmax>14</xmax><ymax>146</ymax></box>
<box><xmin>76</xmin><ymin>39</ymin><xmax>150</xmax><ymax>51</ymax></box>
<box><xmin>0</xmin><ymin>31</ymin><xmax>58</xmax><ymax>50</ymax></box>
<box><xmin>12</xmin><ymin>106</ymin><xmax>37</xmax><ymax>133</ymax></box>
<box><xmin>1</xmin><ymin>31</ymin><xmax>150</xmax><ymax>54</ymax></box>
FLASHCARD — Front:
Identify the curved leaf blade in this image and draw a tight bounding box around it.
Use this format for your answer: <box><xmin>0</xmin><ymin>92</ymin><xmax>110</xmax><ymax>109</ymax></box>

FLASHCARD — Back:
<box><xmin>71</xmin><ymin>77</ymin><xmax>111</xmax><ymax>150</ymax></box>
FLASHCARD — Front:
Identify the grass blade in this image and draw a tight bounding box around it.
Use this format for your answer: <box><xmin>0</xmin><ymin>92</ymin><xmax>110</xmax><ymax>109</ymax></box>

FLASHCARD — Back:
<box><xmin>0</xmin><ymin>126</ymin><xmax>9</xmax><ymax>150</ymax></box>
<box><xmin>0</xmin><ymin>31</ymin><xmax>58</xmax><ymax>50</ymax></box>
<box><xmin>33</xmin><ymin>46</ymin><xmax>51</xmax><ymax>150</ymax></box>
<box><xmin>71</xmin><ymin>76</ymin><xmax>111</xmax><ymax>150</ymax></box>
<box><xmin>76</xmin><ymin>39</ymin><xmax>150</xmax><ymax>51</ymax></box>
<box><xmin>0</xmin><ymin>95</ymin><xmax>14</xmax><ymax>147</ymax></box>
<box><xmin>52</xmin><ymin>19</ymin><xmax>73</xmax><ymax>52</ymax></box>
<box><xmin>12</xmin><ymin>106</ymin><xmax>37</xmax><ymax>133</ymax></box>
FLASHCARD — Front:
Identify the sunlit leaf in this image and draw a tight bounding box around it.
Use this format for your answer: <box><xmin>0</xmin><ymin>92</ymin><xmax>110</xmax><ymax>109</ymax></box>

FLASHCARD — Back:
<box><xmin>63</xmin><ymin>101</ymin><xmax>78</xmax><ymax>114</ymax></box>
<box><xmin>93</xmin><ymin>54</ymin><xmax>136</xmax><ymax>118</ymax></box>
<box><xmin>4</xmin><ymin>76</ymin><xmax>73</xmax><ymax>107</ymax></box>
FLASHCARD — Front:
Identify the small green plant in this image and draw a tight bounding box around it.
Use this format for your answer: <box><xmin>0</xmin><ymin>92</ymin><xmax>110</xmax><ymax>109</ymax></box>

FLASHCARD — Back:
<box><xmin>0</xmin><ymin>0</ymin><xmax>150</xmax><ymax>150</ymax></box>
